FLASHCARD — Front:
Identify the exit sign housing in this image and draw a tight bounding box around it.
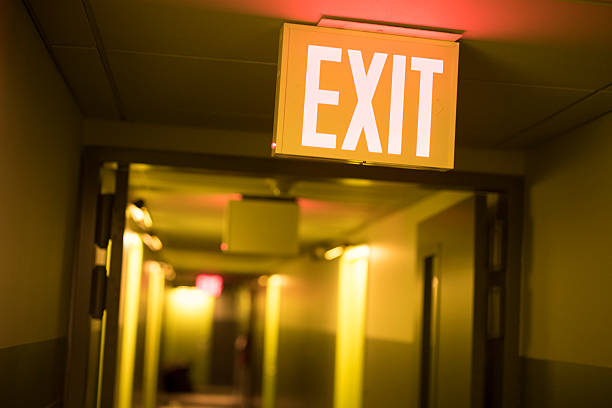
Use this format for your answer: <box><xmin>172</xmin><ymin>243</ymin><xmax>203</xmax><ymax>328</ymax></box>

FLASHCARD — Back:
<box><xmin>273</xmin><ymin>23</ymin><xmax>459</xmax><ymax>170</ymax></box>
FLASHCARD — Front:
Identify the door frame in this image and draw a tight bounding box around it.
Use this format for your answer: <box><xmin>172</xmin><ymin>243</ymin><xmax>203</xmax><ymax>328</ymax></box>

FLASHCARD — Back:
<box><xmin>63</xmin><ymin>146</ymin><xmax>524</xmax><ymax>408</ymax></box>
<box><xmin>419</xmin><ymin>248</ymin><xmax>442</xmax><ymax>408</ymax></box>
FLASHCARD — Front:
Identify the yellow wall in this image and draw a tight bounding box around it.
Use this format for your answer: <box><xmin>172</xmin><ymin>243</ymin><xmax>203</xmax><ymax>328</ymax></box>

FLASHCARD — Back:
<box><xmin>0</xmin><ymin>1</ymin><xmax>81</xmax><ymax>349</ymax></box>
<box><xmin>163</xmin><ymin>287</ymin><xmax>216</xmax><ymax>387</ymax></box>
<box><xmin>355</xmin><ymin>190</ymin><xmax>472</xmax><ymax>344</ymax></box>
<box><xmin>272</xmin><ymin>255</ymin><xmax>340</xmax><ymax>407</ymax></box>
<box><xmin>522</xmin><ymin>112</ymin><xmax>612</xmax><ymax>368</ymax></box>
<box><xmin>262</xmin><ymin>275</ymin><xmax>282</xmax><ymax>408</ymax></box>
<box><xmin>353</xmin><ymin>190</ymin><xmax>472</xmax><ymax>406</ymax></box>
<box><xmin>271</xmin><ymin>191</ymin><xmax>471</xmax><ymax>407</ymax></box>
<box><xmin>334</xmin><ymin>246</ymin><xmax>370</xmax><ymax>408</ymax></box>
<box><xmin>275</xmin><ymin>256</ymin><xmax>340</xmax><ymax>334</ymax></box>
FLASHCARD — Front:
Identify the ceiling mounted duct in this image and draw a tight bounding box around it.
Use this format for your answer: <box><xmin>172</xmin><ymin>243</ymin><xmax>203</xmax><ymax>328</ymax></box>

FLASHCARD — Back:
<box><xmin>223</xmin><ymin>197</ymin><xmax>299</xmax><ymax>256</ymax></box>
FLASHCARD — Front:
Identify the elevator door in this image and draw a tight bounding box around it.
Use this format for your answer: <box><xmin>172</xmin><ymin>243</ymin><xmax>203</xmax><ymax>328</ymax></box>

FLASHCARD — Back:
<box><xmin>417</xmin><ymin>195</ymin><xmax>487</xmax><ymax>408</ymax></box>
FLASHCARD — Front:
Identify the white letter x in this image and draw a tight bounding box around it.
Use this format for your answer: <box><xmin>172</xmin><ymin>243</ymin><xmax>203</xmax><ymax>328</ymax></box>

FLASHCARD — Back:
<box><xmin>341</xmin><ymin>50</ymin><xmax>387</xmax><ymax>153</ymax></box>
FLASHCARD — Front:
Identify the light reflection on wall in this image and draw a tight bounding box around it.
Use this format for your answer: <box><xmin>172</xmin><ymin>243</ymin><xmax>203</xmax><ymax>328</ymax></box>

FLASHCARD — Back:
<box><xmin>116</xmin><ymin>232</ymin><xmax>144</xmax><ymax>408</ymax></box>
<box><xmin>262</xmin><ymin>274</ymin><xmax>283</xmax><ymax>408</ymax></box>
<box><xmin>334</xmin><ymin>245</ymin><xmax>370</xmax><ymax>408</ymax></box>
<box><xmin>236</xmin><ymin>285</ymin><xmax>252</xmax><ymax>334</ymax></box>
<box><xmin>142</xmin><ymin>261</ymin><xmax>166</xmax><ymax>408</ymax></box>
<box><xmin>163</xmin><ymin>286</ymin><xmax>216</xmax><ymax>388</ymax></box>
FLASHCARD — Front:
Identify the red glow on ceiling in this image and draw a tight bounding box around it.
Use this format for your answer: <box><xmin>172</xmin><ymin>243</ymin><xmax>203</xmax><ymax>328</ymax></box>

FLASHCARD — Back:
<box><xmin>196</xmin><ymin>193</ymin><xmax>242</xmax><ymax>207</ymax></box>
<box><xmin>195</xmin><ymin>0</ymin><xmax>610</xmax><ymax>44</ymax></box>
<box><xmin>297</xmin><ymin>198</ymin><xmax>349</xmax><ymax>214</ymax></box>
<box><xmin>220</xmin><ymin>242</ymin><xmax>229</xmax><ymax>251</ymax></box>
<box><xmin>196</xmin><ymin>274</ymin><xmax>224</xmax><ymax>297</ymax></box>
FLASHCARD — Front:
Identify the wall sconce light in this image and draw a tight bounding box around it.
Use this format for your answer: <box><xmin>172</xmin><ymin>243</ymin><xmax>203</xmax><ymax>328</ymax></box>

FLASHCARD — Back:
<box><xmin>324</xmin><ymin>245</ymin><xmax>346</xmax><ymax>261</ymax></box>
<box><xmin>127</xmin><ymin>199</ymin><xmax>153</xmax><ymax>230</ymax></box>
<box><xmin>141</xmin><ymin>233</ymin><xmax>163</xmax><ymax>251</ymax></box>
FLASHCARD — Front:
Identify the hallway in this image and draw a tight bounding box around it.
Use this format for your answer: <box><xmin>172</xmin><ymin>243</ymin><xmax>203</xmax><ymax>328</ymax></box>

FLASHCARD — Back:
<box><xmin>2</xmin><ymin>1</ymin><xmax>612</xmax><ymax>407</ymax></box>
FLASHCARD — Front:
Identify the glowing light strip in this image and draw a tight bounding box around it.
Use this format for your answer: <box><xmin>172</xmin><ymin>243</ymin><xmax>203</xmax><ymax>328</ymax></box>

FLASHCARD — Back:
<box><xmin>116</xmin><ymin>232</ymin><xmax>144</xmax><ymax>408</ymax></box>
<box><xmin>334</xmin><ymin>245</ymin><xmax>370</xmax><ymax>408</ymax></box>
<box><xmin>163</xmin><ymin>287</ymin><xmax>215</xmax><ymax>386</ymax></box>
<box><xmin>142</xmin><ymin>262</ymin><xmax>165</xmax><ymax>408</ymax></box>
<box><xmin>262</xmin><ymin>275</ymin><xmax>283</xmax><ymax>408</ymax></box>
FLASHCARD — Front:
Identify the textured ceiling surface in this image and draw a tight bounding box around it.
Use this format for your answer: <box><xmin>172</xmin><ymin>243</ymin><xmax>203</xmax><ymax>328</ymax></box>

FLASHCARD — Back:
<box><xmin>25</xmin><ymin>0</ymin><xmax>612</xmax><ymax>149</ymax></box>
<box><xmin>129</xmin><ymin>164</ymin><xmax>431</xmax><ymax>274</ymax></box>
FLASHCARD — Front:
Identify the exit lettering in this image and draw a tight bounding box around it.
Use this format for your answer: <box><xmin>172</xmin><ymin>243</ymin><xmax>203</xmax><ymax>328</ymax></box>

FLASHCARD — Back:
<box><xmin>273</xmin><ymin>23</ymin><xmax>458</xmax><ymax>170</ymax></box>
<box><xmin>302</xmin><ymin>45</ymin><xmax>443</xmax><ymax>158</ymax></box>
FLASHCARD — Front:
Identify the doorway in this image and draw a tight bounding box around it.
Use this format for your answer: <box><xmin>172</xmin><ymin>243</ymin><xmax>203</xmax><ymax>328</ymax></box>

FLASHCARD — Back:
<box><xmin>64</xmin><ymin>149</ymin><xmax>523</xmax><ymax>408</ymax></box>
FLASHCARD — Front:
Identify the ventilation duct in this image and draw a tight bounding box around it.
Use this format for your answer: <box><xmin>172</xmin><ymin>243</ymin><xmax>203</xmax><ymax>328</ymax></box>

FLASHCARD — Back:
<box><xmin>223</xmin><ymin>198</ymin><xmax>299</xmax><ymax>256</ymax></box>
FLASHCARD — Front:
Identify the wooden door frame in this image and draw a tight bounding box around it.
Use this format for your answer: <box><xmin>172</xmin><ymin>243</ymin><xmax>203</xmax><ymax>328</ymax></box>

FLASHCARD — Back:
<box><xmin>63</xmin><ymin>146</ymin><xmax>523</xmax><ymax>408</ymax></box>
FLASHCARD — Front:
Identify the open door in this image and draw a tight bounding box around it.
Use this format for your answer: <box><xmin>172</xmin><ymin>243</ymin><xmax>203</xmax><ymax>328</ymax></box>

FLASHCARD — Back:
<box><xmin>417</xmin><ymin>194</ymin><xmax>490</xmax><ymax>408</ymax></box>
<box><xmin>64</xmin><ymin>162</ymin><xmax>130</xmax><ymax>408</ymax></box>
<box><xmin>96</xmin><ymin>165</ymin><xmax>131</xmax><ymax>408</ymax></box>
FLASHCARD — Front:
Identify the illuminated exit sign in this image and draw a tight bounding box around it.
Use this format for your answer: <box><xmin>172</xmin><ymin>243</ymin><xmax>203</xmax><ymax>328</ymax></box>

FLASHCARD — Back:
<box><xmin>273</xmin><ymin>23</ymin><xmax>459</xmax><ymax>170</ymax></box>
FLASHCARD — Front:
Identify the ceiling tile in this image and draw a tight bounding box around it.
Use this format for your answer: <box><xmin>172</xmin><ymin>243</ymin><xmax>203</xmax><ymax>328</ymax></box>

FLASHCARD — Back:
<box><xmin>500</xmin><ymin>89</ymin><xmax>612</xmax><ymax>148</ymax></box>
<box><xmin>459</xmin><ymin>39</ymin><xmax>612</xmax><ymax>91</ymax></box>
<box><xmin>26</xmin><ymin>0</ymin><xmax>95</xmax><ymax>46</ymax></box>
<box><xmin>107</xmin><ymin>51</ymin><xmax>276</xmax><ymax>130</ymax></box>
<box><xmin>455</xmin><ymin>80</ymin><xmax>589</xmax><ymax>148</ymax></box>
<box><xmin>52</xmin><ymin>46</ymin><xmax>120</xmax><ymax>119</ymax></box>
<box><xmin>38</xmin><ymin>0</ymin><xmax>612</xmax><ymax>149</ymax></box>
<box><xmin>90</xmin><ymin>0</ymin><xmax>282</xmax><ymax>63</ymax></box>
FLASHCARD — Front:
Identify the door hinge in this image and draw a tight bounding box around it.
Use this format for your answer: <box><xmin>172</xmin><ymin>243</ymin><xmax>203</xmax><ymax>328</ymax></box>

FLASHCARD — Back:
<box><xmin>90</xmin><ymin>193</ymin><xmax>113</xmax><ymax>319</ymax></box>
<box><xmin>489</xmin><ymin>219</ymin><xmax>505</xmax><ymax>272</ymax></box>
<box><xmin>95</xmin><ymin>193</ymin><xmax>114</xmax><ymax>249</ymax></box>
<box><xmin>90</xmin><ymin>264</ymin><xmax>107</xmax><ymax>319</ymax></box>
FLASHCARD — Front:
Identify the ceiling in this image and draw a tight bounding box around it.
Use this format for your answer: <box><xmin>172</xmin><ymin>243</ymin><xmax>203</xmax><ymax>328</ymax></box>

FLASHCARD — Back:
<box><xmin>25</xmin><ymin>0</ymin><xmax>612</xmax><ymax>149</ymax></box>
<box><xmin>129</xmin><ymin>164</ymin><xmax>431</xmax><ymax>275</ymax></box>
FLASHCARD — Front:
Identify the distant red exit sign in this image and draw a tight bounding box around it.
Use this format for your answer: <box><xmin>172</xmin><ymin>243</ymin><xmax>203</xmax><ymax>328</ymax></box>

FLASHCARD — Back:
<box><xmin>273</xmin><ymin>23</ymin><xmax>459</xmax><ymax>170</ymax></box>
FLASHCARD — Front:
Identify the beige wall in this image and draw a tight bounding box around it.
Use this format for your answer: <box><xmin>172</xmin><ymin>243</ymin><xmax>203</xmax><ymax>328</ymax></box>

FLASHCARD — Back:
<box><xmin>273</xmin><ymin>189</ymin><xmax>471</xmax><ymax>344</ymax></box>
<box><xmin>271</xmin><ymin>190</ymin><xmax>471</xmax><ymax>407</ymax></box>
<box><xmin>355</xmin><ymin>191</ymin><xmax>472</xmax><ymax>407</ymax></box>
<box><xmin>272</xmin><ymin>255</ymin><xmax>339</xmax><ymax>408</ymax></box>
<box><xmin>0</xmin><ymin>1</ymin><xmax>81</xmax><ymax>348</ymax></box>
<box><xmin>522</xmin><ymin>112</ymin><xmax>612</xmax><ymax>368</ymax></box>
<box><xmin>356</xmin><ymin>190</ymin><xmax>473</xmax><ymax>344</ymax></box>
<box><xmin>276</xmin><ymin>256</ymin><xmax>339</xmax><ymax>335</ymax></box>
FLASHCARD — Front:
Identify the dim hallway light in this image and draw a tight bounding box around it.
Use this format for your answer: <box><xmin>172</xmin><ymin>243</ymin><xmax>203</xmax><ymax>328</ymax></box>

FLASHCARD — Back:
<box><xmin>196</xmin><ymin>274</ymin><xmax>224</xmax><ymax>297</ymax></box>
<box><xmin>258</xmin><ymin>275</ymin><xmax>269</xmax><ymax>287</ymax></box>
<box><xmin>163</xmin><ymin>287</ymin><xmax>216</xmax><ymax>387</ymax></box>
<box><xmin>170</xmin><ymin>286</ymin><xmax>214</xmax><ymax>310</ymax></box>
<box><xmin>141</xmin><ymin>233</ymin><xmax>163</xmax><ymax>251</ymax></box>
<box><xmin>342</xmin><ymin>244</ymin><xmax>370</xmax><ymax>261</ymax></box>
<box><xmin>324</xmin><ymin>245</ymin><xmax>345</xmax><ymax>260</ymax></box>
<box><xmin>127</xmin><ymin>202</ymin><xmax>153</xmax><ymax>229</ymax></box>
